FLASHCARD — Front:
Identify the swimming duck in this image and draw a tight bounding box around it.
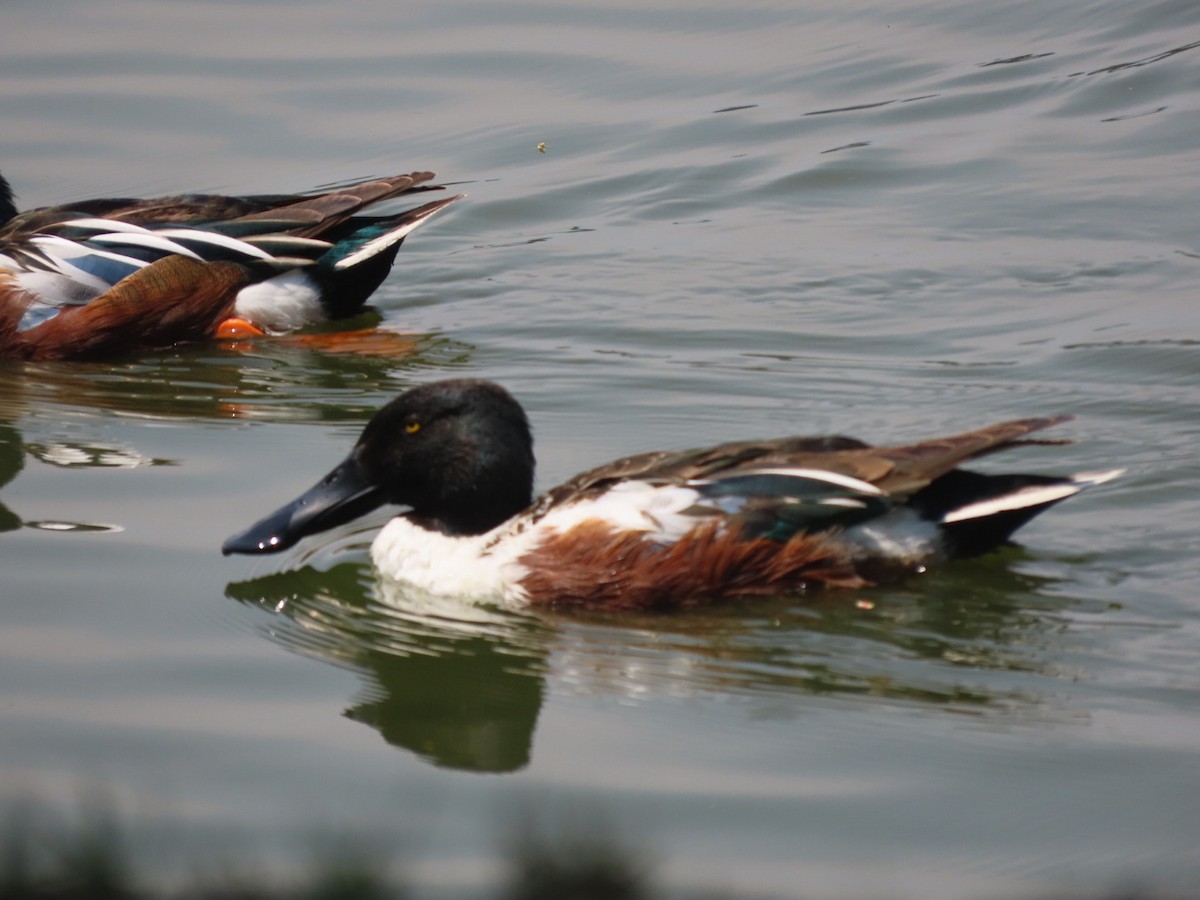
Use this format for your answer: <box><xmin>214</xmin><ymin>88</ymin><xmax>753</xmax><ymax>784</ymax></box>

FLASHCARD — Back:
<box><xmin>0</xmin><ymin>169</ymin><xmax>460</xmax><ymax>359</ymax></box>
<box><xmin>223</xmin><ymin>379</ymin><xmax>1121</xmax><ymax>610</ymax></box>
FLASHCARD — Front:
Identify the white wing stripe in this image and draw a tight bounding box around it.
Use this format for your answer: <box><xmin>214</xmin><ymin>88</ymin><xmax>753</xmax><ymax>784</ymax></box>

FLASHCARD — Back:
<box><xmin>942</xmin><ymin>469</ymin><xmax>1124</xmax><ymax>524</ymax></box>
<box><xmin>89</xmin><ymin>233</ymin><xmax>203</xmax><ymax>259</ymax></box>
<box><xmin>691</xmin><ymin>467</ymin><xmax>885</xmax><ymax>496</ymax></box>
<box><xmin>59</xmin><ymin>218</ymin><xmax>151</xmax><ymax>234</ymax></box>
<box><xmin>332</xmin><ymin>202</ymin><xmax>456</xmax><ymax>271</ymax></box>
<box><xmin>942</xmin><ymin>484</ymin><xmax>1081</xmax><ymax>523</ymax></box>
<box><xmin>154</xmin><ymin>228</ymin><xmax>275</xmax><ymax>260</ymax></box>
<box><xmin>29</xmin><ymin>234</ymin><xmax>139</xmax><ymax>262</ymax></box>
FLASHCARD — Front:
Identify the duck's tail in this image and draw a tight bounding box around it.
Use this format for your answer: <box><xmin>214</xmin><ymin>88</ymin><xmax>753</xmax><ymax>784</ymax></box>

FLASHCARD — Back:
<box><xmin>309</xmin><ymin>193</ymin><xmax>463</xmax><ymax>317</ymax></box>
<box><xmin>919</xmin><ymin>467</ymin><xmax>1124</xmax><ymax>557</ymax></box>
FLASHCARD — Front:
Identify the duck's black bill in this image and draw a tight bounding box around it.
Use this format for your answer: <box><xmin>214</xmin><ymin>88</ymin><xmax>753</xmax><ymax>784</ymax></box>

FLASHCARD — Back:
<box><xmin>222</xmin><ymin>452</ymin><xmax>385</xmax><ymax>555</ymax></box>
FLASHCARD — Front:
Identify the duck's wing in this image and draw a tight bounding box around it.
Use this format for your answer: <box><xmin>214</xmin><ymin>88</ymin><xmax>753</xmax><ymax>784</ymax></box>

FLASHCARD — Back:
<box><xmin>681</xmin><ymin>417</ymin><xmax>1075</xmax><ymax>540</ymax></box>
<box><xmin>214</xmin><ymin>171</ymin><xmax>447</xmax><ymax>241</ymax></box>
<box><xmin>831</xmin><ymin>415</ymin><xmax>1074</xmax><ymax>495</ymax></box>
<box><xmin>529</xmin><ymin>416</ymin><xmax>1072</xmax><ymax>526</ymax></box>
<box><xmin>528</xmin><ymin>434</ymin><xmax>869</xmax><ymax>521</ymax></box>
<box><xmin>0</xmin><ymin>171</ymin><xmax>445</xmax><ymax>240</ymax></box>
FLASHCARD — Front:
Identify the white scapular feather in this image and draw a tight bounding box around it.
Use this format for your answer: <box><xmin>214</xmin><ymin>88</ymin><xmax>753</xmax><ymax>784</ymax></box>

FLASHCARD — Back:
<box><xmin>692</xmin><ymin>466</ymin><xmax>885</xmax><ymax>495</ymax></box>
<box><xmin>58</xmin><ymin>218</ymin><xmax>149</xmax><ymax>234</ymax></box>
<box><xmin>154</xmin><ymin>228</ymin><xmax>275</xmax><ymax>260</ymax></box>
<box><xmin>29</xmin><ymin>234</ymin><xmax>147</xmax><ymax>267</ymax></box>
<box><xmin>88</xmin><ymin>232</ymin><xmax>203</xmax><ymax>259</ymax></box>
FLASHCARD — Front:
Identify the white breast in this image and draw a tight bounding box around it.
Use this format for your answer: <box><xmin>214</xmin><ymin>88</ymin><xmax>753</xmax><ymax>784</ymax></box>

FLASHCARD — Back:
<box><xmin>369</xmin><ymin>481</ymin><xmax>710</xmax><ymax>605</ymax></box>
<box><xmin>370</xmin><ymin>519</ymin><xmax>508</xmax><ymax>599</ymax></box>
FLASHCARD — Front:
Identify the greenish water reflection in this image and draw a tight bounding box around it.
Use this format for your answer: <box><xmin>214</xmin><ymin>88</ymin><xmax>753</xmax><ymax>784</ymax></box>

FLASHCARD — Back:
<box><xmin>228</xmin><ymin>563</ymin><xmax>549</xmax><ymax>773</ymax></box>
<box><xmin>0</xmin><ymin>419</ymin><xmax>23</xmax><ymax>532</ymax></box>
<box><xmin>544</xmin><ymin>554</ymin><xmax>1076</xmax><ymax>711</ymax></box>
<box><xmin>227</xmin><ymin>545</ymin><xmax>1079</xmax><ymax>776</ymax></box>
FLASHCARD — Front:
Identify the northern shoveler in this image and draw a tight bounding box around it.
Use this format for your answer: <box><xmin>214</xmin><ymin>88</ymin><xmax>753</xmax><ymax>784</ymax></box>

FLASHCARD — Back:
<box><xmin>0</xmin><ymin>169</ymin><xmax>460</xmax><ymax>359</ymax></box>
<box><xmin>223</xmin><ymin>379</ymin><xmax>1122</xmax><ymax>610</ymax></box>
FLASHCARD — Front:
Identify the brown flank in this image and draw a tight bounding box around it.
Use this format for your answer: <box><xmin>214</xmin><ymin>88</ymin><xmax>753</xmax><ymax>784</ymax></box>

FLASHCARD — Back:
<box><xmin>0</xmin><ymin>255</ymin><xmax>249</xmax><ymax>360</ymax></box>
<box><xmin>517</xmin><ymin>519</ymin><xmax>867</xmax><ymax>610</ymax></box>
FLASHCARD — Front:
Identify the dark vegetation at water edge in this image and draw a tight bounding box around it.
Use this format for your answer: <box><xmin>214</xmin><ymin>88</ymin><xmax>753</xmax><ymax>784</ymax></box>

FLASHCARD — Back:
<box><xmin>0</xmin><ymin>798</ymin><xmax>1173</xmax><ymax>900</ymax></box>
<box><xmin>0</xmin><ymin>800</ymin><xmax>657</xmax><ymax>900</ymax></box>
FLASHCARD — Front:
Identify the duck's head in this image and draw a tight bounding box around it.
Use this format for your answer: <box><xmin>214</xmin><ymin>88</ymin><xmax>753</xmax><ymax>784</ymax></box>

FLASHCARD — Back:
<box><xmin>223</xmin><ymin>379</ymin><xmax>536</xmax><ymax>555</ymax></box>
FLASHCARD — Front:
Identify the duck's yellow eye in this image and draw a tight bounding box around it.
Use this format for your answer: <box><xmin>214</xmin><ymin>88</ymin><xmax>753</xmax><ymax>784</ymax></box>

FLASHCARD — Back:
<box><xmin>405</xmin><ymin>420</ymin><xmax>421</xmax><ymax>434</ymax></box>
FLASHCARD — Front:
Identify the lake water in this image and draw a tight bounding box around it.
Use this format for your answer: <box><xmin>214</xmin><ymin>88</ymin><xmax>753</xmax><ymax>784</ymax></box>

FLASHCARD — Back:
<box><xmin>1</xmin><ymin>0</ymin><xmax>1198</xmax><ymax>896</ymax></box>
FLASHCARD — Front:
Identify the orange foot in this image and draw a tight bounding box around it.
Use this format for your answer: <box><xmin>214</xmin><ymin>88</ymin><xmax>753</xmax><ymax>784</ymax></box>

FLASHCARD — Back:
<box><xmin>215</xmin><ymin>317</ymin><xmax>267</xmax><ymax>339</ymax></box>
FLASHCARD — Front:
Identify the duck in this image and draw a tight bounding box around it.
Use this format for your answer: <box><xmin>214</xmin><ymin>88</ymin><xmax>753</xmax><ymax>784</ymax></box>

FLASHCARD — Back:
<box><xmin>0</xmin><ymin>169</ymin><xmax>460</xmax><ymax>359</ymax></box>
<box><xmin>222</xmin><ymin>379</ymin><xmax>1122</xmax><ymax>610</ymax></box>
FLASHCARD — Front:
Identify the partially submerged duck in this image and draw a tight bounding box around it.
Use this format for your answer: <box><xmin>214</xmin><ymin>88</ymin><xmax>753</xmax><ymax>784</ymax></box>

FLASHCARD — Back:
<box><xmin>0</xmin><ymin>169</ymin><xmax>459</xmax><ymax>359</ymax></box>
<box><xmin>223</xmin><ymin>379</ymin><xmax>1121</xmax><ymax>610</ymax></box>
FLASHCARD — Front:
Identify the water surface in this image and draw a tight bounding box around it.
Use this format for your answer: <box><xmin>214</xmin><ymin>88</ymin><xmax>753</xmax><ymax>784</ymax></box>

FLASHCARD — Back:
<box><xmin>1</xmin><ymin>0</ymin><xmax>1198</xmax><ymax>896</ymax></box>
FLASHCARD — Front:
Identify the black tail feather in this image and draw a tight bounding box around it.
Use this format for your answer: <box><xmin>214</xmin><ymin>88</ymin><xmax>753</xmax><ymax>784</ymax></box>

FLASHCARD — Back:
<box><xmin>913</xmin><ymin>470</ymin><xmax>1081</xmax><ymax>558</ymax></box>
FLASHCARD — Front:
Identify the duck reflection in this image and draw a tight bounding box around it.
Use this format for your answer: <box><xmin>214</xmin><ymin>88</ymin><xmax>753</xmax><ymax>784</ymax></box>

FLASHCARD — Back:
<box><xmin>0</xmin><ymin>326</ymin><xmax>471</xmax><ymax>424</ymax></box>
<box><xmin>228</xmin><ymin>544</ymin><xmax>1075</xmax><ymax>775</ymax></box>
<box><xmin>540</xmin><ymin>553</ymin><xmax>1071</xmax><ymax>711</ymax></box>
<box><xmin>0</xmin><ymin>331</ymin><xmax>471</xmax><ymax>531</ymax></box>
<box><xmin>226</xmin><ymin>561</ymin><xmax>548</xmax><ymax>773</ymax></box>
<box><xmin>0</xmin><ymin>410</ymin><xmax>173</xmax><ymax>535</ymax></box>
<box><xmin>0</xmin><ymin>419</ymin><xmax>23</xmax><ymax>531</ymax></box>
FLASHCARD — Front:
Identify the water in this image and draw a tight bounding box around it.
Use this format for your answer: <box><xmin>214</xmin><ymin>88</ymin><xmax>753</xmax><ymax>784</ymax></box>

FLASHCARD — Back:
<box><xmin>1</xmin><ymin>0</ymin><xmax>1198</xmax><ymax>896</ymax></box>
